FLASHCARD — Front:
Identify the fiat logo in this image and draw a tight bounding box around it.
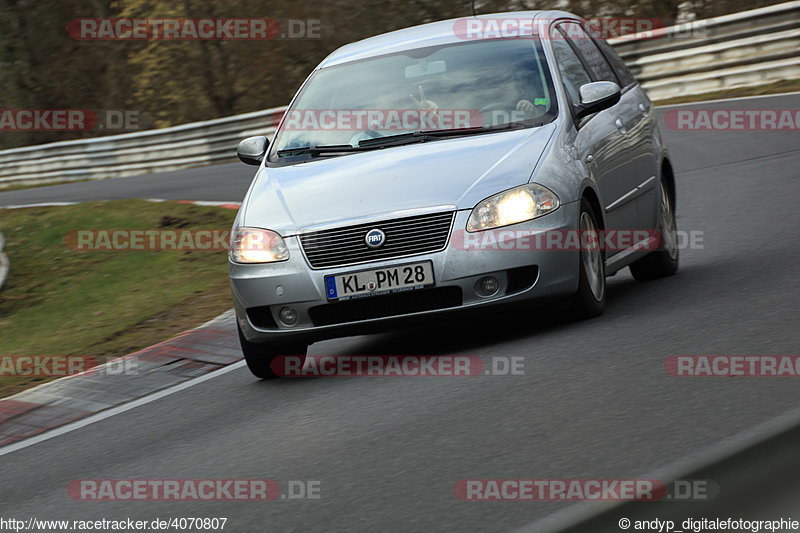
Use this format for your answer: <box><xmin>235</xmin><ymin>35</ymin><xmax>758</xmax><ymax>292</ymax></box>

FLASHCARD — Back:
<box><xmin>365</xmin><ymin>229</ymin><xmax>386</xmax><ymax>249</ymax></box>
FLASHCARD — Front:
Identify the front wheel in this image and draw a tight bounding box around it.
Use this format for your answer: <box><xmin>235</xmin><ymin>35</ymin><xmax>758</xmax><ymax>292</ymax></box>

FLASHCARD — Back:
<box><xmin>238</xmin><ymin>324</ymin><xmax>307</xmax><ymax>379</ymax></box>
<box><xmin>629</xmin><ymin>179</ymin><xmax>679</xmax><ymax>281</ymax></box>
<box><xmin>567</xmin><ymin>198</ymin><xmax>606</xmax><ymax>319</ymax></box>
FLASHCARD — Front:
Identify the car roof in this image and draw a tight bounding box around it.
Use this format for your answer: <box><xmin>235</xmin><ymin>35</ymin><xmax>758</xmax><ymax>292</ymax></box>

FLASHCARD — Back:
<box><xmin>318</xmin><ymin>11</ymin><xmax>581</xmax><ymax>69</ymax></box>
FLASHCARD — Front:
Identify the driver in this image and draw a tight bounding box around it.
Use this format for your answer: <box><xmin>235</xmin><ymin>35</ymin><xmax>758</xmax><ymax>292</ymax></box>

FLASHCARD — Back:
<box><xmin>409</xmin><ymin>84</ymin><xmax>439</xmax><ymax>114</ymax></box>
<box><xmin>510</xmin><ymin>72</ymin><xmax>547</xmax><ymax>119</ymax></box>
<box><xmin>409</xmin><ymin>84</ymin><xmax>445</xmax><ymax>130</ymax></box>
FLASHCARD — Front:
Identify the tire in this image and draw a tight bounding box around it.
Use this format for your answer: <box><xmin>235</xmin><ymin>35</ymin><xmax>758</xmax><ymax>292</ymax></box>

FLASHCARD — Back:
<box><xmin>567</xmin><ymin>197</ymin><xmax>606</xmax><ymax>319</ymax></box>
<box><xmin>630</xmin><ymin>179</ymin><xmax>679</xmax><ymax>281</ymax></box>
<box><xmin>238</xmin><ymin>323</ymin><xmax>307</xmax><ymax>379</ymax></box>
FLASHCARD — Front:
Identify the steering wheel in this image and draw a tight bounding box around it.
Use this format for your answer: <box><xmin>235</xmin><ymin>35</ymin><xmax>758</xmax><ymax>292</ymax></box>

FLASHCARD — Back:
<box><xmin>478</xmin><ymin>102</ymin><xmax>514</xmax><ymax>114</ymax></box>
<box><xmin>477</xmin><ymin>102</ymin><xmax>518</xmax><ymax>126</ymax></box>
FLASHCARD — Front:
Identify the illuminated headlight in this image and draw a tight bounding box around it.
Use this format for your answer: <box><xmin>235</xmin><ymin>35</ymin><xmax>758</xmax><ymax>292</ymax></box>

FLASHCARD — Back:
<box><xmin>467</xmin><ymin>183</ymin><xmax>560</xmax><ymax>232</ymax></box>
<box><xmin>230</xmin><ymin>227</ymin><xmax>289</xmax><ymax>263</ymax></box>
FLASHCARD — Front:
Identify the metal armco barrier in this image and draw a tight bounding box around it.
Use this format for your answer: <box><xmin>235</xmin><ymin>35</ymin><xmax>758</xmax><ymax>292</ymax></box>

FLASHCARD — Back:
<box><xmin>0</xmin><ymin>1</ymin><xmax>797</xmax><ymax>189</ymax></box>
<box><xmin>610</xmin><ymin>1</ymin><xmax>800</xmax><ymax>100</ymax></box>
<box><xmin>0</xmin><ymin>107</ymin><xmax>286</xmax><ymax>189</ymax></box>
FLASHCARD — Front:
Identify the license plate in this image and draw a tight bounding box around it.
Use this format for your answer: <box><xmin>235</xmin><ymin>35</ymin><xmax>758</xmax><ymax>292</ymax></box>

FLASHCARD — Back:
<box><xmin>325</xmin><ymin>261</ymin><xmax>434</xmax><ymax>300</ymax></box>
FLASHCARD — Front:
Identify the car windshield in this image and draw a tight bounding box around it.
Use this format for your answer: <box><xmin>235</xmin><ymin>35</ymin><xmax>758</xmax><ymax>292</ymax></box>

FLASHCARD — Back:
<box><xmin>268</xmin><ymin>37</ymin><xmax>557</xmax><ymax>161</ymax></box>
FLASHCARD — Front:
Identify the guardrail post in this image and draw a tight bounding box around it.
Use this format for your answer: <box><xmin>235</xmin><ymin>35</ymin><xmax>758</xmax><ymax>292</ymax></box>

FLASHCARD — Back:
<box><xmin>0</xmin><ymin>226</ymin><xmax>8</xmax><ymax>290</ymax></box>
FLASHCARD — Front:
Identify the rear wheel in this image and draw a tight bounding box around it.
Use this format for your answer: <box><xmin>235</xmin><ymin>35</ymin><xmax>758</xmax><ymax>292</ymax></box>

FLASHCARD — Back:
<box><xmin>567</xmin><ymin>198</ymin><xmax>606</xmax><ymax>319</ymax></box>
<box><xmin>630</xmin><ymin>179</ymin><xmax>679</xmax><ymax>281</ymax></box>
<box><xmin>238</xmin><ymin>324</ymin><xmax>307</xmax><ymax>379</ymax></box>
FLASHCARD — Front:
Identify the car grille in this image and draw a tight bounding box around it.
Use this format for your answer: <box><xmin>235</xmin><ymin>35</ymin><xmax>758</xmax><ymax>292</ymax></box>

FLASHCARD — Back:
<box><xmin>309</xmin><ymin>286</ymin><xmax>463</xmax><ymax>327</ymax></box>
<box><xmin>299</xmin><ymin>211</ymin><xmax>455</xmax><ymax>269</ymax></box>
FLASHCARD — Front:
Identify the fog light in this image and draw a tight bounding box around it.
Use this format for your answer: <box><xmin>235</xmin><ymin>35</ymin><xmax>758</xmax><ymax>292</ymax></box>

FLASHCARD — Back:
<box><xmin>279</xmin><ymin>306</ymin><xmax>298</xmax><ymax>326</ymax></box>
<box><xmin>477</xmin><ymin>276</ymin><xmax>499</xmax><ymax>296</ymax></box>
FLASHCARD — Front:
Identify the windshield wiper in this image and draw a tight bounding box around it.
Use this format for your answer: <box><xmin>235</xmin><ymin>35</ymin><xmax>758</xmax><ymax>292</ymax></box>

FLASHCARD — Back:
<box><xmin>276</xmin><ymin>144</ymin><xmax>366</xmax><ymax>157</ymax></box>
<box><xmin>357</xmin><ymin>123</ymin><xmax>535</xmax><ymax>148</ymax></box>
<box><xmin>276</xmin><ymin>122</ymin><xmax>541</xmax><ymax>158</ymax></box>
<box><xmin>275</xmin><ymin>135</ymin><xmax>443</xmax><ymax>157</ymax></box>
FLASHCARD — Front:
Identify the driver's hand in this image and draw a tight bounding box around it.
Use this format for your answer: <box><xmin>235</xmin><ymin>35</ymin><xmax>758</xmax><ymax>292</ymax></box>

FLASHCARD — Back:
<box><xmin>410</xmin><ymin>85</ymin><xmax>439</xmax><ymax>114</ymax></box>
<box><xmin>516</xmin><ymin>99</ymin><xmax>536</xmax><ymax>114</ymax></box>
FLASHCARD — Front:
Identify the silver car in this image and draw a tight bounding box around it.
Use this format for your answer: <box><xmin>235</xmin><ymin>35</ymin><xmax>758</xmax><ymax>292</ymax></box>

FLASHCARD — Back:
<box><xmin>230</xmin><ymin>11</ymin><xmax>679</xmax><ymax>378</ymax></box>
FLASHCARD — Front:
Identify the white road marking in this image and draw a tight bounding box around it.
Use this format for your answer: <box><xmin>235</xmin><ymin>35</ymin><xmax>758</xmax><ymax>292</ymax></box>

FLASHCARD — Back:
<box><xmin>0</xmin><ymin>199</ymin><xmax>241</xmax><ymax>210</ymax></box>
<box><xmin>0</xmin><ymin>201</ymin><xmax>80</xmax><ymax>209</ymax></box>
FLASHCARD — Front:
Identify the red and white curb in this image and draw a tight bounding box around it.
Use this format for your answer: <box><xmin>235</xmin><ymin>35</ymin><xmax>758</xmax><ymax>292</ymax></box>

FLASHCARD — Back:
<box><xmin>0</xmin><ymin>309</ymin><xmax>240</xmax><ymax>448</ymax></box>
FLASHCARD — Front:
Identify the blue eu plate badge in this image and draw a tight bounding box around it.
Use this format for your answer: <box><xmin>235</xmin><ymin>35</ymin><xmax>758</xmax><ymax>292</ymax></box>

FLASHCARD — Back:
<box><xmin>325</xmin><ymin>276</ymin><xmax>338</xmax><ymax>299</ymax></box>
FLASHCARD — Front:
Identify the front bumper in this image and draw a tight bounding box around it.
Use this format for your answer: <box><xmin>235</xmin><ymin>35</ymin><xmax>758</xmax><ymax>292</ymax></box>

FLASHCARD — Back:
<box><xmin>231</xmin><ymin>202</ymin><xmax>580</xmax><ymax>345</ymax></box>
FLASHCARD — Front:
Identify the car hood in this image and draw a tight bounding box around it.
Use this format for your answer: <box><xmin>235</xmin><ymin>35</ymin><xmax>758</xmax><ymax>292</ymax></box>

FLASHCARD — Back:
<box><xmin>242</xmin><ymin>124</ymin><xmax>556</xmax><ymax>235</ymax></box>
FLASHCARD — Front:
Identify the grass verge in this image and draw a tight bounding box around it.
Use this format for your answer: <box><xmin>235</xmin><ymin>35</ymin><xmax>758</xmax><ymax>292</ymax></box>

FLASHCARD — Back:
<box><xmin>0</xmin><ymin>199</ymin><xmax>237</xmax><ymax>397</ymax></box>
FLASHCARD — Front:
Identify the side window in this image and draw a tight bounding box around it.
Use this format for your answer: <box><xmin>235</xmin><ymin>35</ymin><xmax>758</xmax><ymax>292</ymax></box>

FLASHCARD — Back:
<box><xmin>557</xmin><ymin>22</ymin><xmax>618</xmax><ymax>84</ymax></box>
<box><xmin>593</xmin><ymin>36</ymin><xmax>636</xmax><ymax>87</ymax></box>
<box><xmin>550</xmin><ymin>30</ymin><xmax>592</xmax><ymax>104</ymax></box>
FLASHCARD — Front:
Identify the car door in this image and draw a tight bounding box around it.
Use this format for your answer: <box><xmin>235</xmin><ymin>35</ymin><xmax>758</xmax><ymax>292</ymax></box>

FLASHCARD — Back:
<box><xmin>551</xmin><ymin>21</ymin><xmax>640</xmax><ymax>240</ymax></box>
<box><xmin>592</xmin><ymin>33</ymin><xmax>661</xmax><ymax>230</ymax></box>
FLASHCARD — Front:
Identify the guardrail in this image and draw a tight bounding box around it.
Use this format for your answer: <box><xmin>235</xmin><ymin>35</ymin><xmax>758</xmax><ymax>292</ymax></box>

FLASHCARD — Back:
<box><xmin>0</xmin><ymin>1</ymin><xmax>797</xmax><ymax>190</ymax></box>
<box><xmin>523</xmin><ymin>406</ymin><xmax>800</xmax><ymax>533</ymax></box>
<box><xmin>609</xmin><ymin>1</ymin><xmax>800</xmax><ymax>100</ymax></box>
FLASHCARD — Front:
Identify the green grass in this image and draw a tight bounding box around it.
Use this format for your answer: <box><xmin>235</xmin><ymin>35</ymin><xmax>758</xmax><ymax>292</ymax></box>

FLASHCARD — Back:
<box><xmin>653</xmin><ymin>79</ymin><xmax>800</xmax><ymax>106</ymax></box>
<box><xmin>0</xmin><ymin>200</ymin><xmax>238</xmax><ymax>397</ymax></box>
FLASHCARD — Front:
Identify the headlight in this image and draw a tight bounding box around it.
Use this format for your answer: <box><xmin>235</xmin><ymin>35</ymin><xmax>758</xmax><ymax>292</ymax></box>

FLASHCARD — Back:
<box><xmin>467</xmin><ymin>183</ymin><xmax>560</xmax><ymax>232</ymax></box>
<box><xmin>230</xmin><ymin>227</ymin><xmax>289</xmax><ymax>263</ymax></box>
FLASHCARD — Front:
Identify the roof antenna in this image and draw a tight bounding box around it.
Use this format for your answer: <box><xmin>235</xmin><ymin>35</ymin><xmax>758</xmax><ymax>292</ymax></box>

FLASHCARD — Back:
<box><xmin>471</xmin><ymin>0</ymin><xmax>477</xmax><ymax>17</ymax></box>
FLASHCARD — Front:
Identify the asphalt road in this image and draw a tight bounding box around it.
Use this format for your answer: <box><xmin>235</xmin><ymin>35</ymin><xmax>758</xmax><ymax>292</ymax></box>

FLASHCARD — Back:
<box><xmin>2</xmin><ymin>94</ymin><xmax>800</xmax><ymax>532</ymax></box>
<box><xmin>0</xmin><ymin>161</ymin><xmax>254</xmax><ymax>207</ymax></box>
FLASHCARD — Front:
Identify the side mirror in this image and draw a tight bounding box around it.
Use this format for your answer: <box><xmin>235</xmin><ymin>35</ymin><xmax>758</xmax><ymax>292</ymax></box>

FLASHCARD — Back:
<box><xmin>237</xmin><ymin>136</ymin><xmax>268</xmax><ymax>166</ymax></box>
<box><xmin>574</xmin><ymin>81</ymin><xmax>621</xmax><ymax>119</ymax></box>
